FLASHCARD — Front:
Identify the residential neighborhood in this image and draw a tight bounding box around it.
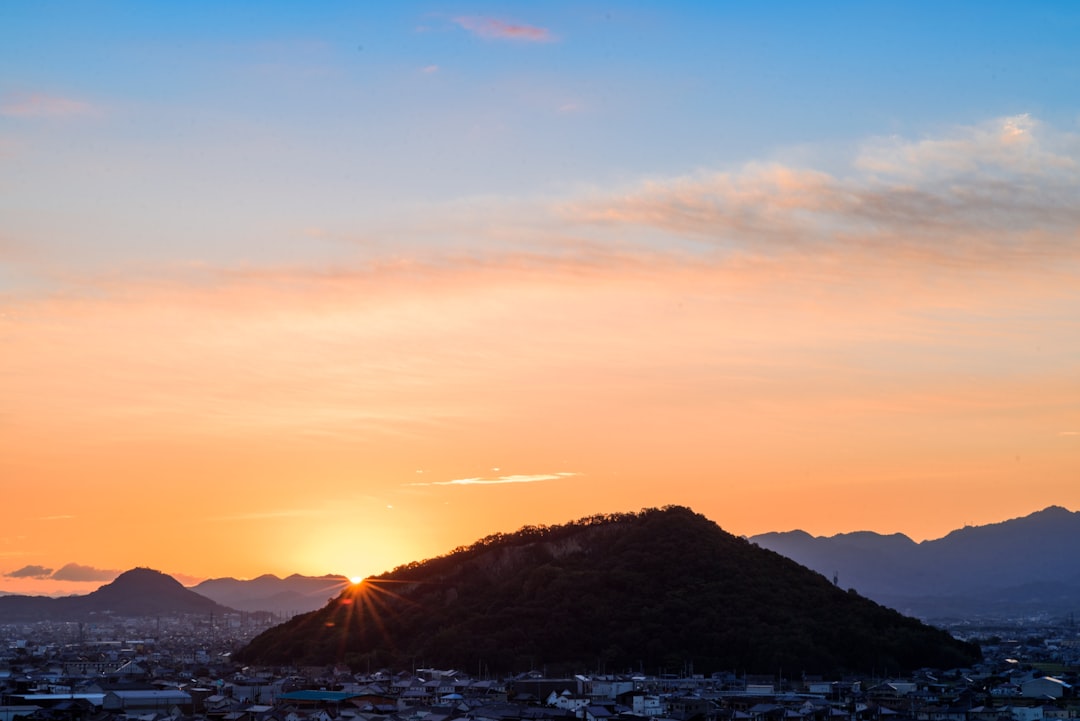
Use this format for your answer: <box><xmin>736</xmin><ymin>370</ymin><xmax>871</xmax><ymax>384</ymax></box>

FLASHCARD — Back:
<box><xmin>2</xmin><ymin>615</ymin><xmax>1078</xmax><ymax>721</ymax></box>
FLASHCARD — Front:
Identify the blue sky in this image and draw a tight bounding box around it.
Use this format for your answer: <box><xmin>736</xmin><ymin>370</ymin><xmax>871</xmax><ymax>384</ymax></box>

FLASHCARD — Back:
<box><xmin>6</xmin><ymin>1</ymin><xmax>1077</xmax><ymax>277</ymax></box>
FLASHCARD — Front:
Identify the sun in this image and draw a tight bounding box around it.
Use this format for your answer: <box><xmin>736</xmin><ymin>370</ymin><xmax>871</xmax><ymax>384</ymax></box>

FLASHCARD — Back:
<box><xmin>349</xmin><ymin>575</ymin><xmax>364</xmax><ymax>585</ymax></box>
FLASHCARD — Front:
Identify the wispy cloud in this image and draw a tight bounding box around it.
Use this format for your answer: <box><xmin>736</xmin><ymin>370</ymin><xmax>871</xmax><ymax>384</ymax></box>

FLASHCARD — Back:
<box><xmin>566</xmin><ymin>114</ymin><xmax>1080</xmax><ymax>271</ymax></box>
<box><xmin>50</xmin><ymin>563</ymin><xmax>120</xmax><ymax>582</ymax></box>
<box><xmin>5</xmin><ymin>565</ymin><xmax>53</xmax><ymax>579</ymax></box>
<box><xmin>453</xmin><ymin>16</ymin><xmax>555</xmax><ymax>43</ymax></box>
<box><xmin>855</xmin><ymin>114</ymin><xmax>1075</xmax><ymax>179</ymax></box>
<box><xmin>0</xmin><ymin>92</ymin><xmax>99</xmax><ymax>119</ymax></box>
<box><xmin>408</xmin><ymin>472</ymin><xmax>579</xmax><ymax>487</ymax></box>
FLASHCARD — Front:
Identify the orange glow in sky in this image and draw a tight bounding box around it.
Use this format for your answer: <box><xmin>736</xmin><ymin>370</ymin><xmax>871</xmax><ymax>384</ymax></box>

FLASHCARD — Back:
<box><xmin>2</xmin><ymin>5</ymin><xmax>1079</xmax><ymax>597</ymax></box>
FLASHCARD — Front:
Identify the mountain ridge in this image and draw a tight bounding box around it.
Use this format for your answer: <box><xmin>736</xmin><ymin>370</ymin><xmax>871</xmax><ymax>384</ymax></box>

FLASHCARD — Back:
<box><xmin>749</xmin><ymin>505</ymin><xmax>1080</xmax><ymax>619</ymax></box>
<box><xmin>0</xmin><ymin>567</ymin><xmax>236</xmax><ymax>621</ymax></box>
<box><xmin>192</xmin><ymin>573</ymin><xmax>350</xmax><ymax>614</ymax></box>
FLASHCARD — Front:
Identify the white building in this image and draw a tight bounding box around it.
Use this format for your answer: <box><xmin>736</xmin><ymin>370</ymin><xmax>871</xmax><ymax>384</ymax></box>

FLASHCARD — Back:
<box><xmin>1021</xmin><ymin>677</ymin><xmax>1071</xmax><ymax>700</ymax></box>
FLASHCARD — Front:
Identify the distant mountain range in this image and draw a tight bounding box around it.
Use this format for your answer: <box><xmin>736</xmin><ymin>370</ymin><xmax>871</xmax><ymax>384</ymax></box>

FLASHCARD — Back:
<box><xmin>0</xmin><ymin>567</ymin><xmax>234</xmax><ymax>621</ymax></box>
<box><xmin>235</xmin><ymin>506</ymin><xmax>980</xmax><ymax>675</ymax></box>
<box><xmin>749</xmin><ymin>505</ymin><xmax>1080</xmax><ymax>621</ymax></box>
<box><xmin>191</xmin><ymin>573</ymin><xmax>349</xmax><ymax>614</ymax></box>
<box><xmin>0</xmin><ymin>568</ymin><xmax>348</xmax><ymax>621</ymax></box>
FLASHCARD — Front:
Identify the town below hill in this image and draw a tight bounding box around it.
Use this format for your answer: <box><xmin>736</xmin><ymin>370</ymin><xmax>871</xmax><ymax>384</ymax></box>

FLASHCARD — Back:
<box><xmin>0</xmin><ymin>612</ymin><xmax>1077</xmax><ymax>721</ymax></box>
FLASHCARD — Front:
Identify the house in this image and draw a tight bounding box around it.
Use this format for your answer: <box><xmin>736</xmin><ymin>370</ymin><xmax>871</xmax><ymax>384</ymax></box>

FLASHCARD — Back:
<box><xmin>968</xmin><ymin>706</ymin><xmax>1012</xmax><ymax>721</ymax></box>
<box><xmin>583</xmin><ymin>705</ymin><xmax>614</xmax><ymax>721</ymax></box>
<box><xmin>1021</xmin><ymin>678</ymin><xmax>1071</xmax><ymax>700</ymax></box>
<box><xmin>1011</xmin><ymin>707</ymin><xmax>1043</xmax><ymax>721</ymax></box>
<box><xmin>101</xmin><ymin>689</ymin><xmax>192</xmax><ymax>713</ymax></box>
<box><xmin>547</xmin><ymin>691</ymin><xmax>589</xmax><ymax>712</ymax></box>
<box><xmin>275</xmin><ymin>690</ymin><xmax>362</xmax><ymax>709</ymax></box>
<box><xmin>629</xmin><ymin>695</ymin><xmax>664</xmax><ymax>718</ymax></box>
<box><xmin>666</xmin><ymin>697</ymin><xmax>711</xmax><ymax>721</ymax></box>
<box><xmin>919</xmin><ymin>705</ymin><xmax>967</xmax><ymax>721</ymax></box>
<box><xmin>590</xmin><ymin>681</ymin><xmax>634</xmax><ymax>702</ymax></box>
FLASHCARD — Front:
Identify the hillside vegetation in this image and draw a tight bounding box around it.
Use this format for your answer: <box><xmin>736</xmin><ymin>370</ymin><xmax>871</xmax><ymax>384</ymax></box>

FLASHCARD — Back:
<box><xmin>235</xmin><ymin>506</ymin><xmax>979</xmax><ymax>675</ymax></box>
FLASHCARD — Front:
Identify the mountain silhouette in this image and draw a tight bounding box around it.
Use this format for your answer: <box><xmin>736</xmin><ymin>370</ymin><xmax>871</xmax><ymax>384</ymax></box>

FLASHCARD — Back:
<box><xmin>192</xmin><ymin>573</ymin><xmax>350</xmax><ymax>614</ymax></box>
<box><xmin>750</xmin><ymin>506</ymin><xmax>1080</xmax><ymax>619</ymax></box>
<box><xmin>235</xmin><ymin>506</ymin><xmax>979</xmax><ymax>675</ymax></box>
<box><xmin>0</xmin><ymin>567</ymin><xmax>235</xmax><ymax>621</ymax></box>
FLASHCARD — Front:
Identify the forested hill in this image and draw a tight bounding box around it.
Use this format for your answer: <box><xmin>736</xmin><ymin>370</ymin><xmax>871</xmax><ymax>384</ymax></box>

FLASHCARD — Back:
<box><xmin>234</xmin><ymin>506</ymin><xmax>979</xmax><ymax>675</ymax></box>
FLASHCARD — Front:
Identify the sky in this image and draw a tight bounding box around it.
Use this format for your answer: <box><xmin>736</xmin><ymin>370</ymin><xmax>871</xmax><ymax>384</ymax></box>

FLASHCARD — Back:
<box><xmin>2</xmin><ymin>1</ymin><xmax>1079</xmax><ymax>596</ymax></box>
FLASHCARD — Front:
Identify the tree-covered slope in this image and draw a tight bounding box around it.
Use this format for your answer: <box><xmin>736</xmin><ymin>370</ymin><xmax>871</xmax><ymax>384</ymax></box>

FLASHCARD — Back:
<box><xmin>234</xmin><ymin>506</ymin><xmax>979</xmax><ymax>675</ymax></box>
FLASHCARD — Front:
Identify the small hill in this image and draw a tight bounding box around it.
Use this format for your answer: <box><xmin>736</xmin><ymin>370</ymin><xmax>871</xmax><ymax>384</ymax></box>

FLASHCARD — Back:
<box><xmin>192</xmin><ymin>573</ymin><xmax>350</xmax><ymax>614</ymax></box>
<box><xmin>0</xmin><ymin>567</ymin><xmax>235</xmax><ymax>621</ymax></box>
<box><xmin>235</xmin><ymin>507</ymin><xmax>979</xmax><ymax>675</ymax></box>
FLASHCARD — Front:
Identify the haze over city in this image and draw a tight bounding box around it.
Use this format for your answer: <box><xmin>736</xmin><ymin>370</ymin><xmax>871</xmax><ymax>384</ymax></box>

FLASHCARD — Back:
<box><xmin>2</xmin><ymin>2</ymin><xmax>1079</xmax><ymax>597</ymax></box>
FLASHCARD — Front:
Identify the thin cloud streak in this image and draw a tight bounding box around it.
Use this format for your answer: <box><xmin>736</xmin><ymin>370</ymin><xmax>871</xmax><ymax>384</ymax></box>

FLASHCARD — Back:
<box><xmin>0</xmin><ymin>92</ymin><xmax>99</xmax><ymax>119</ymax></box>
<box><xmin>408</xmin><ymin>472</ymin><xmax>579</xmax><ymax>487</ymax></box>
<box><xmin>453</xmin><ymin>16</ymin><xmax>555</xmax><ymax>43</ymax></box>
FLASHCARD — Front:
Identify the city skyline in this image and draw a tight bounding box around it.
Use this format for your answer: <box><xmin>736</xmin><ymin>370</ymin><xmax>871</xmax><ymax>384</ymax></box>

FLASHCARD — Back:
<box><xmin>2</xmin><ymin>2</ymin><xmax>1079</xmax><ymax>596</ymax></box>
